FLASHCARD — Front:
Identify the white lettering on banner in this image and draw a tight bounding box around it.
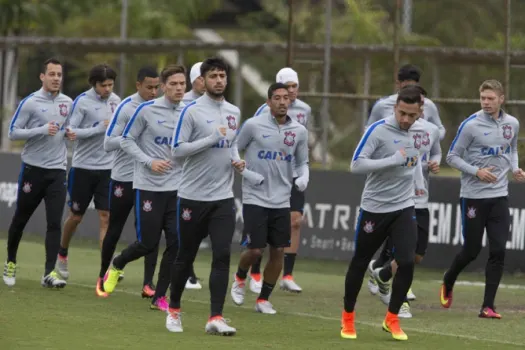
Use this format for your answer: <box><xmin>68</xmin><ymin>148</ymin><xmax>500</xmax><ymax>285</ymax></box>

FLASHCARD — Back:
<box><xmin>508</xmin><ymin>208</ymin><xmax>525</xmax><ymax>250</ymax></box>
<box><xmin>333</xmin><ymin>205</ymin><xmax>351</xmax><ymax>230</ymax></box>
<box><xmin>428</xmin><ymin>202</ymin><xmax>452</xmax><ymax>244</ymax></box>
<box><xmin>315</xmin><ymin>203</ymin><xmax>332</xmax><ymax>229</ymax></box>
<box><xmin>0</xmin><ymin>182</ymin><xmax>18</xmax><ymax>208</ymax></box>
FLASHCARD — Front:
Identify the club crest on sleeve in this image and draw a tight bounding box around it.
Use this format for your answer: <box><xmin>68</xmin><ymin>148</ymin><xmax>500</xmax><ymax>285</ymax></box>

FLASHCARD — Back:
<box><xmin>502</xmin><ymin>124</ymin><xmax>512</xmax><ymax>140</ymax></box>
<box><xmin>58</xmin><ymin>103</ymin><xmax>69</xmax><ymax>117</ymax></box>
<box><xmin>363</xmin><ymin>221</ymin><xmax>375</xmax><ymax>233</ymax></box>
<box><xmin>182</xmin><ymin>208</ymin><xmax>192</xmax><ymax>221</ymax></box>
<box><xmin>413</xmin><ymin>133</ymin><xmax>422</xmax><ymax>149</ymax></box>
<box><xmin>114</xmin><ymin>186</ymin><xmax>124</xmax><ymax>198</ymax></box>
<box><xmin>296</xmin><ymin>113</ymin><xmax>306</xmax><ymax>125</ymax></box>
<box><xmin>22</xmin><ymin>182</ymin><xmax>32</xmax><ymax>193</ymax></box>
<box><xmin>226</xmin><ymin>115</ymin><xmax>237</xmax><ymax>130</ymax></box>
<box><xmin>284</xmin><ymin>131</ymin><xmax>296</xmax><ymax>146</ymax></box>
<box><xmin>422</xmin><ymin>132</ymin><xmax>430</xmax><ymax>146</ymax></box>
<box><xmin>143</xmin><ymin>200</ymin><xmax>152</xmax><ymax>212</ymax></box>
<box><xmin>467</xmin><ymin>207</ymin><xmax>476</xmax><ymax>219</ymax></box>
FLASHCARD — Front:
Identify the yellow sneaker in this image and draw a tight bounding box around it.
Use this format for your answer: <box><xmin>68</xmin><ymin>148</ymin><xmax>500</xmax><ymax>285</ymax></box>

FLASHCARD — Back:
<box><xmin>103</xmin><ymin>267</ymin><xmax>122</xmax><ymax>294</ymax></box>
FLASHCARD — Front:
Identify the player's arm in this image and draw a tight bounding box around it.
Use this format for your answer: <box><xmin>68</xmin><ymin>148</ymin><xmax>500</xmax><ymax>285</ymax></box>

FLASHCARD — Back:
<box><xmin>426</xmin><ymin>100</ymin><xmax>446</xmax><ymax>140</ymax></box>
<box><xmin>230</xmin><ymin>120</ymin><xmax>265</xmax><ymax>185</ymax></box>
<box><xmin>510</xmin><ymin>121</ymin><xmax>520</xmax><ymax>173</ymax></box>
<box><xmin>414</xmin><ymin>156</ymin><xmax>426</xmax><ymax>195</ymax></box>
<box><xmin>67</xmin><ymin>98</ymin><xmax>106</xmax><ymax>139</ymax></box>
<box><xmin>8</xmin><ymin>98</ymin><xmax>49</xmax><ymax>140</ymax></box>
<box><xmin>171</xmin><ymin>107</ymin><xmax>222</xmax><ymax>158</ymax></box>
<box><xmin>429</xmin><ymin>128</ymin><xmax>443</xmax><ymax>164</ymax></box>
<box><xmin>104</xmin><ymin>101</ymin><xmax>130</xmax><ymax>152</ymax></box>
<box><xmin>120</xmin><ymin>107</ymin><xmax>154</xmax><ymax>168</ymax></box>
<box><xmin>446</xmin><ymin>122</ymin><xmax>479</xmax><ymax>176</ymax></box>
<box><xmin>294</xmin><ymin>128</ymin><xmax>310</xmax><ymax>191</ymax></box>
<box><xmin>350</xmin><ymin>128</ymin><xmax>405</xmax><ymax>174</ymax></box>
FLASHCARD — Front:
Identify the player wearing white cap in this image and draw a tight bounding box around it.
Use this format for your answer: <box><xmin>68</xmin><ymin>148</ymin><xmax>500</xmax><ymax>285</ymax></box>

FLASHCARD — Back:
<box><xmin>182</xmin><ymin>62</ymin><xmax>206</xmax><ymax>105</ymax></box>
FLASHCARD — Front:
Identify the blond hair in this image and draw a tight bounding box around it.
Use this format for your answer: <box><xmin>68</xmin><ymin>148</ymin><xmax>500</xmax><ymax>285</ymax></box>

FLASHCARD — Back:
<box><xmin>479</xmin><ymin>79</ymin><xmax>504</xmax><ymax>96</ymax></box>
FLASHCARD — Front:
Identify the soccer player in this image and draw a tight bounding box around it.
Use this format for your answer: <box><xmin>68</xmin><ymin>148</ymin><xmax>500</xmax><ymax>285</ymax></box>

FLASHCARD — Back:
<box><xmin>3</xmin><ymin>58</ymin><xmax>72</xmax><ymax>288</ymax></box>
<box><xmin>182</xmin><ymin>61</ymin><xmax>205</xmax><ymax>105</ymax></box>
<box><xmin>249</xmin><ymin>67</ymin><xmax>311</xmax><ymax>294</ymax></box>
<box><xmin>166</xmin><ymin>57</ymin><xmax>239</xmax><ymax>335</ymax></box>
<box><xmin>370</xmin><ymin>85</ymin><xmax>442</xmax><ymax>318</ymax></box>
<box><xmin>96</xmin><ymin>67</ymin><xmax>161</xmax><ymax>298</ymax></box>
<box><xmin>230</xmin><ymin>82</ymin><xmax>309</xmax><ymax>314</ymax></box>
<box><xmin>341</xmin><ymin>86</ymin><xmax>428</xmax><ymax>341</ymax></box>
<box><xmin>57</xmin><ymin>64</ymin><xmax>121</xmax><ymax>280</ymax></box>
<box><xmin>366</xmin><ymin>64</ymin><xmax>445</xmax><ymax>140</ymax></box>
<box><xmin>103</xmin><ymin>65</ymin><xmax>187</xmax><ymax>313</ymax></box>
<box><xmin>179</xmin><ymin>61</ymin><xmax>204</xmax><ymax>291</ymax></box>
<box><xmin>440</xmin><ymin>79</ymin><xmax>524</xmax><ymax>319</ymax></box>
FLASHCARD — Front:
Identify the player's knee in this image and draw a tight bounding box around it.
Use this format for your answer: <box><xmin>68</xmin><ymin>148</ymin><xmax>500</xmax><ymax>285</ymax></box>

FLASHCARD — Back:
<box><xmin>68</xmin><ymin>212</ymin><xmax>83</xmax><ymax>224</ymax></box>
<box><xmin>291</xmin><ymin>213</ymin><xmax>302</xmax><ymax>231</ymax></box>
<box><xmin>212</xmin><ymin>247</ymin><xmax>231</xmax><ymax>269</ymax></box>
<box><xmin>249</xmin><ymin>248</ymin><xmax>264</xmax><ymax>260</ymax></box>
<box><xmin>489</xmin><ymin>247</ymin><xmax>505</xmax><ymax>261</ymax></box>
<box><xmin>98</xmin><ymin>210</ymin><xmax>109</xmax><ymax>224</ymax></box>
<box><xmin>464</xmin><ymin>244</ymin><xmax>482</xmax><ymax>261</ymax></box>
<box><xmin>395</xmin><ymin>254</ymin><xmax>415</xmax><ymax>269</ymax></box>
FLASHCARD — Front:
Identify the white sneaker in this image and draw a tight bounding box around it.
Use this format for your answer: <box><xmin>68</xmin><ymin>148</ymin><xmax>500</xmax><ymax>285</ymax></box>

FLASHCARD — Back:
<box><xmin>166</xmin><ymin>310</ymin><xmax>183</xmax><ymax>332</ymax></box>
<box><xmin>407</xmin><ymin>288</ymin><xmax>416</xmax><ymax>301</ymax></box>
<box><xmin>280</xmin><ymin>277</ymin><xmax>302</xmax><ymax>293</ymax></box>
<box><xmin>3</xmin><ymin>261</ymin><xmax>16</xmax><ymax>287</ymax></box>
<box><xmin>56</xmin><ymin>255</ymin><xmax>69</xmax><ymax>280</ymax></box>
<box><xmin>249</xmin><ymin>274</ymin><xmax>262</xmax><ymax>294</ymax></box>
<box><xmin>255</xmin><ymin>300</ymin><xmax>277</xmax><ymax>314</ymax></box>
<box><xmin>185</xmin><ymin>277</ymin><xmax>202</xmax><ymax>290</ymax></box>
<box><xmin>205</xmin><ymin>317</ymin><xmax>236</xmax><ymax>336</ymax></box>
<box><xmin>230</xmin><ymin>275</ymin><xmax>246</xmax><ymax>305</ymax></box>
<box><xmin>372</xmin><ymin>268</ymin><xmax>391</xmax><ymax>305</ymax></box>
<box><xmin>41</xmin><ymin>271</ymin><xmax>67</xmax><ymax>288</ymax></box>
<box><xmin>398</xmin><ymin>302</ymin><xmax>413</xmax><ymax>319</ymax></box>
<box><xmin>367</xmin><ymin>260</ymin><xmax>379</xmax><ymax>295</ymax></box>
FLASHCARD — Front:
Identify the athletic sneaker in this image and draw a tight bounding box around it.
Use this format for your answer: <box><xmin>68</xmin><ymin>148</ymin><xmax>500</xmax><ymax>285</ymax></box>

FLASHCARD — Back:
<box><xmin>151</xmin><ymin>296</ymin><xmax>169</xmax><ymax>312</ymax></box>
<box><xmin>367</xmin><ymin>260</ymin><xmax>379</xmax><ymax>295</ymax></box>
<box><xmin>166</xmin><ymin>308</ymin><xmax>183</xmax><ymax>333</ymax></box>
<box><xmin>382</xmin><ymin>312</ymin><xmax>407</xmax><ymax>341</ymax></box>
<box><xmin>95</xmin><ymin>277</ymin><xmax>108</xmax><ymax>298</ymax></box>
<box><xmin>372</xmin><ymin>268</ymin><xmax>391</xmax><ymax>305</ymax></box>
<box><xmin>3</xmin><ymin>261</ymin><xmax>16</xmax><ymax>287</ymax></box>
<box><xmin>55</xmin><ymin>255</ymin><xmax>69</xmax><ymax>280</ymax></box>
<box><xmin>185</xmin><ymin>277</ymin><xmax>202</xmax><ymax>290</ymax></box>
<box><xmin>398</xmin><ymin>302</ymin><xmax>412</xmax><ymax>319</ymax></box>
<box><xmin>249</xmin><ymin>273</ymin><xmax>262</xmax><ymax>294</ymax></box>
<box><xmin>255</xmin><ymin>300</ymin><xmax>277</xmax><ymax>314</ymax></box>
<box><xmin>230</xmin><ymin>274</ymin><xmax>246</xmax><ymax>305</ymax></box>
<box><xmin>142</xmin><ymin>283</ymin><xmax>155</xmax><ymax>298</ymax></box>
<box><xmin>41</xmin><ymin>271</ymin><xmax>67</xmax><ymax>288</ymax></box>
<box><xmin>440</xmin><ymin>283</ymin><xmax>453</xmax><ymax>308</ymax></box>
<box><xmin>280</xmin><ymin>275</ymin><xmax>302</xmax><ymax>293</ymax></box>
<box><xmin>406</xmin><ymin>288</ymin><xmax>416</xmax><ymax>301</ymax></box>
<box><xmin>103</xmin><ymin>266</ymin><xmax>123</xmax><ymax>294</ymax></box>
<box><xmin>205</xmin><ymin>316</ymin><xmax>236</xmax><ymax>336</ymax></box>
<box><xmin>479</xmin><ymin>307</ymin><xmax>501</xmax><ymax>319</ymax></box>
<box><xmin>340</xmin><ymin>310</ymin><xmax>357</xmax><ymax>339</ymax></box>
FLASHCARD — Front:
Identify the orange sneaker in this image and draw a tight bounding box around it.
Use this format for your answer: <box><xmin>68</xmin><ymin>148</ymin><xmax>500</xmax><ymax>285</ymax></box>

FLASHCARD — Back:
<box><xmin>142</xmin><ymin>283</ymin><xmax>155</xmax><ymax>298</ymax></box>
<box><xmin>340</xmin><ymin>310</ymin><xmax>357</xmax><ymax>339</ymax></box>
<box><xmin>440</xmin><ymin>283</ymin><xmax>453</xmax><ymax>308</ymax></box>
<box><xmin>382</xmin><ymin>311</ymin><xmax>408</xmax><ymax>341</ymax></box>
<box><xmin>95</xmin><ymin>278</ymin><xmax>108</xmax><ymax>298</ymax></box>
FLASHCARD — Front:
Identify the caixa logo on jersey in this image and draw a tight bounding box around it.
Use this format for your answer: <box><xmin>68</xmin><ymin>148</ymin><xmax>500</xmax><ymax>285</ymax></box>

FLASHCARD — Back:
<box><xmin>154</xmin><ymin>136</ymin><xmax>172</xmax><ymax>145</ymax></box>
<box><xmin>257</xmin><ymin>150</ymin><xmax>293</xmax><ymax>162</ymax></box>
<box><xmin>402</xmin><ymin>156</ymin><xmax>418</xmax><ymax>168</ymax></box>
<box><xmin>481</xmin><ymin>145</ymin><xmax>510</xmax><ymax>156</ymax></box>
<box><xmin>211</xmin><ymin>139</ymin><xmax>232</xmax><ymax>149</ymax></box>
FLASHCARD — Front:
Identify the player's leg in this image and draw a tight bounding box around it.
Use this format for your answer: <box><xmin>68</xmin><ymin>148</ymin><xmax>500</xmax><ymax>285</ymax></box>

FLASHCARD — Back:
<box><xmin>231</xmin><ymin>204</ymin><xmax>268</xmax><ymax>306</ymax></box>
<box><xmin>151</xmin><ymin>190</ymin><xmax>180</xmax><ymax>312</ymax></box>
<box><xmin>184</xmin><ymin>260</ymin><xmax>202</xmax><ymax>290</ymax></box>
<box><xmin>41</xmin><ymin>169</ymin><xmax>67</xmax><ymax>288</ymax></box>
<box><xmin>93</xmin><ymin>170</ymin><xmax>111</xmax><ymax>249</ymax></box>
<box><xmin>408</xmin><ymin>208</ymin><xmax>430</xmax><ymax>301</ymax></box>
<box><xmin>167</xmin><ymin>198</ymin><xmax>208</xmax><ymax>333</ymax></box>
<box><xmin>371</xmin><ymin>239</ymin><xmax>394</xmax><ymax>304</ymax></box>
<box><xmin>281</xmin><ymin>178</ymin><xmax>304</xmax><ymax>293</ymax></box>
<box><xmin>205</xmin><ymin>198</ymin><xmax>237</xmax><ymax>335</ymax></box>
<box><xmin>4</xmin><ymin>163</ymin><xmax>46</xmax><ymax>287</ymax></box>
<box><xmin>341</xmin><ymin>209</ymin><xmax>391</xmax><ymax>340</ymax></box>
<box><xmin>255</xmin><ymin>207</ymin><xmax>290</xmax><ymax>314</ymax></box>
<box><xmin>383</xmin><ymin>207</ymin><xmax>417</xmax><ymax>340</ymax></box>
<box><xmin>142</xmin><ymin>243</ymin><xmax>159</xmax><ymax>297</ymax></box>
<box><xmin>367</xmin><ymin>239</ymin><xmax>392</xmax><ymax>295</ymax></box>
<box><xmin>58</xmin><ymin>168</ymin><xmax>95</xmax><ymax>279</ymax></box>
<box><xmin>480</xmin><ymin>196</ymin><xmax>510</xmax><ymax>319</ymax></box>
<box><xmin>97</xmin><ymin>180</ymin><xmax>133</xmax><ymax>297</ymax></box>
<box><xmin>249</xmin><ymin>254</ymin><xmax>263</xmax><ymax>293</ymax></box>
<box><xmin>442</xmin><ymin>198</ymin><xmax>487</xmax><ymax>308</ymax></box>
<box><xmin>104</xmin><ymin>190</ymin><xmax>164</xmax><ymax>294</ymax></box>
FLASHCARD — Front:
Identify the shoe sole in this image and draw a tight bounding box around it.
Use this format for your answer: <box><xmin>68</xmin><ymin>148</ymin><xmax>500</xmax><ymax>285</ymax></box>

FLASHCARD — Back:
<box><xmin>42</xmin><ymin>283</ymin><xmax>66</xmax><ymax>289</ymax></box>
<box><xmin>206</xmin><ymin>331</ymin><xmax>236</xmax><ymax>336</ymax></box>
<box><xmin>382</xmin><ymin>325</ymin><xmax>408</xmax><ymax>341</ymax></box>
<box><xmin>142</xmin><ymin>293</ymin><xmax>155</xmax><ymax>299</ymax></box>
<box><xmin>280</xmin><ymin>286</ymin><xmax>302</xmax><ymax>293</ymax></box>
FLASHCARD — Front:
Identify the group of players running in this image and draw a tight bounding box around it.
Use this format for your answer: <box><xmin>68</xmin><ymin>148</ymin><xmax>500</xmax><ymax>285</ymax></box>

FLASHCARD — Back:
<box><xmin>2</xmin><ymin>57</ymin><xmax>523</xmax><ymax>341</ymax></box>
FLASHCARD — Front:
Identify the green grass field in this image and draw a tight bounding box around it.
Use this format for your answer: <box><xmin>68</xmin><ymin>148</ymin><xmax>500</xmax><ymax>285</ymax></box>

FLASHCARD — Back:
<box><xmin>1</xmin><ymin>236</ymin><xmax>524</xmax><ymax>349</ymax></box>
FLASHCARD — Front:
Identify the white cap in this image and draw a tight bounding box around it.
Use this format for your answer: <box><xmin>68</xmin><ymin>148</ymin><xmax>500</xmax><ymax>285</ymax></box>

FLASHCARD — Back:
<box><xmin>190</xmin><ymin>62</ymin><xmax>203</xmax><ymax>84</ymax></box>
<box><xmin>276</xmin><ymin>67</ymin><xmax>299</xmax><ymax>86</ymax></box>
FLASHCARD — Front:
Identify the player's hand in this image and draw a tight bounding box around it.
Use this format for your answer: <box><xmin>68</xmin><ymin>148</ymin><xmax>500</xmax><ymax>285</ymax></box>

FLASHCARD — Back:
<box><xmin>48</xmin><ymin>121</ymin><xmax>59</xmax><ymax>136</ymax></box>
<box><xmin>151</xmin><ymin>159</ymin><xmax>172</xmax><ymax>174</ymax></box>
<box><xmin>103</xmin><ymin>119</ymin><xmax>110</xmax><ymax>127</ymax></box>
<box><xmin>65</xmin><ymin>127</ymin><xmax>76</xmax><ymax>141</ymax></box>
<box><xmin>295</xmin><ymin>176</ymin><xmax>309</xmax><ymax>192</ymax></box>
<box><xmin>428</xmin><ymin>160</ymin><xmax>440</xmax><ymax>174</ymax></box>
<box><xmin>476</xmin><ymin>167</ymin><xmax>497</xmax><ymax>183</ymax></box>
<box><xmin>231</xmin><ymin>160</ymin><xmax>246</xmax><ymax>173</ymax></box>
<box><xmin>218</xmin><ymin>125</ymin><xmax>227</xmax><ymax>137</ymax></box>
<box><xmin>398</xmin><ymin>148</ymin><xmax>407</xmax><ymax>158</ymax></box>
<box><xmin>513</xmin><ymin>168</ymin><xmax>525</xmax><ymax>182</ymax></box>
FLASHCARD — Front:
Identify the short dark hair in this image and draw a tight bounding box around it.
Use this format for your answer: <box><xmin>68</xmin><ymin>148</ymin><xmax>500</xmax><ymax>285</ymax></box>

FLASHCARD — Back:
<box><xmin>397</xmin><ymin>85</ymin><xmax>423</xmax><ymax>105</ymax></box>
<box><xmin>267</xmin><ymin>83</ymin><xmax>288</xmax><ymax>99</ymax></box>
<box><xmin>88</xmin><ymin>64</ymin><xmax>117</xmax><ymax>86</ymax></box>
<box><xmin>200</xmin><ymin>57</ymin><xmax>229</xmax><ymax>77</ymax></box>
<box><xmin>397</xmin><ymin>64</ymin><xmax>421</xmax><ymax>82</ymax></box>
<box><xmin>137</xmin><ymin>66</ymin><xmax>159</xmax><ymax>82</ymax></box>
<box><xmin>160</xmin><ymin>64</ymin><xmax>186</xmax><ymax>84</ymax></box>
<box><xmin>402</xmin><ymin>83</ymin><xmax>427</xmax><ymax>96</ymax></box>
<box><xmin>42</xmin><ymin>58</ymin><xmax>62</xmax><ymax>74</ymax></box>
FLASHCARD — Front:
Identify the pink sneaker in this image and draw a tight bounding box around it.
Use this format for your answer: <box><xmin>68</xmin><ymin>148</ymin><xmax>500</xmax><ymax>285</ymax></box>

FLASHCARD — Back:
<box><xmin>479</xmin><ymin>307</ymin><xmax>501</xmax><ymax>319</ymax></box>
<box><xmin>150</xmin><ymin>296</ymin><xmax>169</xmax><ymax>312</ymax></box>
